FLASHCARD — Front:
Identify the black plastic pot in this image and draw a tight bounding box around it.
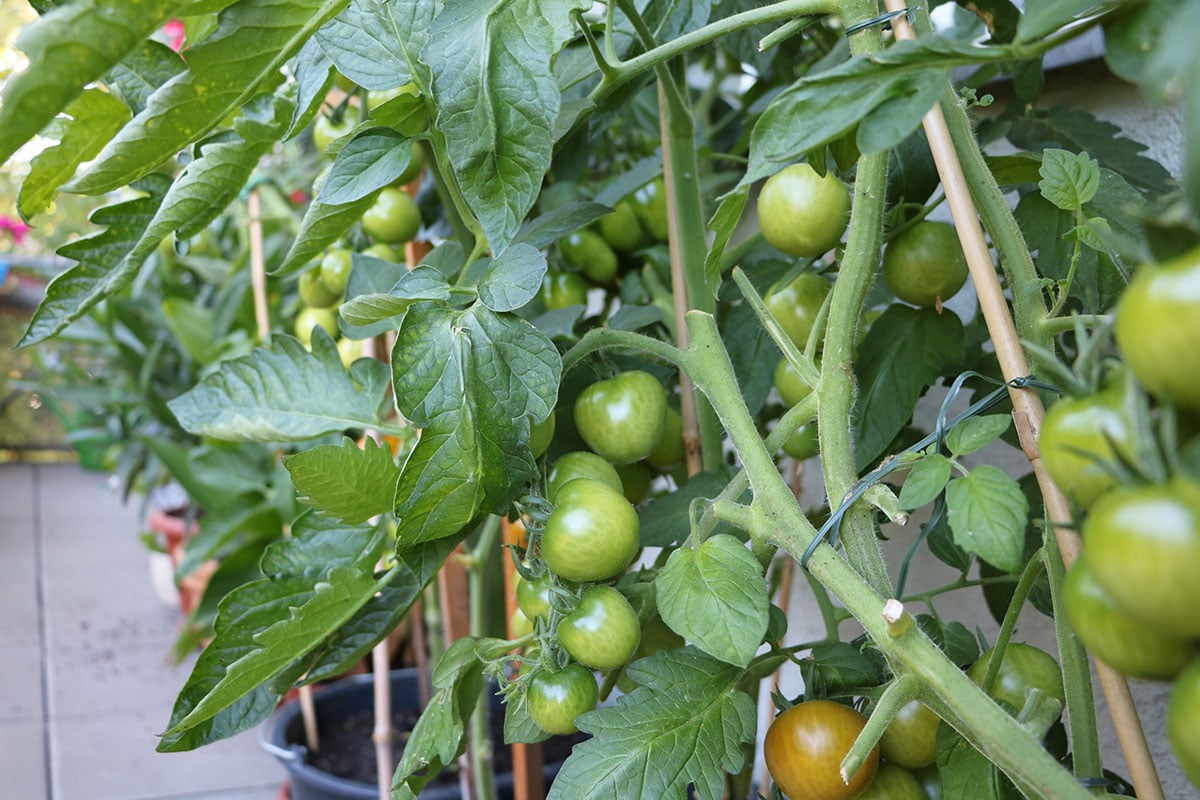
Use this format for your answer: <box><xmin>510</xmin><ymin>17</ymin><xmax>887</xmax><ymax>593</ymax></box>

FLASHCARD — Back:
<box><xmin>259</xmin><ymin>669</ymin><xmax>567</xmax><ymax>800</ymax></box>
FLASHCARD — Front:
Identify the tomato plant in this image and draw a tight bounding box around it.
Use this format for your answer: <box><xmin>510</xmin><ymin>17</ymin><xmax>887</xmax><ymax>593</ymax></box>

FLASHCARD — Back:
<box><xmin>878</xmin><ymin>699</ymin><xmax>940</xmax><ymax>770</ymax></box>
<box><xmin>757</xmin><ymin>163</ymin><xmax>851</xmax><ymax>258</ymax></box>
<box><xmin>645</xmin><ymin>406</ymin><xmax>684</xmax><ymax>468</ymax></box>
<box><xmin>968</xmin><ymin>644</ymin><xmax>1065</xmax><ymax>715</ymax></box>
<box><xmin>361</xmin><ymin>186</ymin><xmax>421</xmax><ymax>244</ymax></box>
<box><xmin>527</xmin><ymin>664</ymin><xmax>598</xmax><ymax>736</ymax></box>
<box><xmin>298</xmin><ymin>268</ymin><xmax>340</xmax><ymax>309</ymax></box>
<box><xmin>573</xmin><ymin>371</ymin><xmax>668</xmax><ymax>464</ymax></box>
<box><xmin>540</xmin><ymin>479</ymin><xmax>639</xmax><ymax>583</ymax></box>
<box><xmin>318</xmin><ymin>248</ymin><xmax>353</xmax><ymax>297</ymax></box>
<box><xmin>765</xmin><ymin>272</ymin><xmax>831</xmax><ymax>349</ymax></box>
<box><xmin>764</xmin><ymin>700</ymin><xmax>878</xmax><ymax>800</ymax></box>
<box><xmin>312</xmin><ymin>112</ymin><xmax>355</xmax><ymax>154</ymax></box>
<box><xmin>516</xmin><ymin>573</ymin><xmax>554</xmax><ymax>622</ymax></box>
<box><xmin>546</xmin><ymin>450</ymin><xmax>623</xmax><ymax>500</ymax></box>
<box><xmin>540</xmin><ymin>270</ymin><xmax>588</xmax><ymax>311</ymax></box>
<box><xmin>293</xmin><ymin>307</ymin><xmax>339</xmax><ymax>347</ymax></box>
<box><xmin>1038</xmin><ymin>383</ymin><xmax>1136</xmax><ymax>510</ymax></box>
<box><xmin>1168</xmin><ymin>659</ymin><xmax>1200</xmax><ymax>788</ymax></box>
<box><xmin>881</xmin><ymin>221</ymin><xmax>969</xmax><ymax>308</ymax></box>
<box><xmin>557</xmin><ymin>585</ymin><xmax>640</xmax><ymax>670</ymax></box>
<box><xmin>856</xmin><ymin>763</ymin><xmax>926</xmax><ymax>800</ymax></box>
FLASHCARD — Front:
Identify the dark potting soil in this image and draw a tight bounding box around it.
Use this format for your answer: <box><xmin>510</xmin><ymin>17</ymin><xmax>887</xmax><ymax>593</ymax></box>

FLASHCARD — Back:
<box><xmin>304</xmin><ymin>703</ymin><xmax>587</xmax><ymax>788</ymax></box>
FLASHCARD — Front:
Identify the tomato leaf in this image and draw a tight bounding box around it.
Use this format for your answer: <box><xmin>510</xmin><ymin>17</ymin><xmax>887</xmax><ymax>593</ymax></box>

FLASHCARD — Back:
<box><xmin>607</xmin><ymin>305</ymin><xmax>664</xmax><ymax>331</ymax></box>
<box><xmin>104</xmin><ymin>40</ymin><xmax>186</xmax><ymax>116</ymax></box>
<box><xmin>174</xmin><ymin>502</ymin><xmax>283</xmax><ymax>581</ymax></box>
<box><xmin>478</xmin><ymin>243</ymin><xmax>548</xmax><ymax>313</ymax></box>
<box><xmin>315</xmin><ymin>0</ymin><xmax>434</xmax><ymax>91</ymax></box>
<box><xmin>1016</xmin><ymin>0</ymin><xmax>1124</xmax><ymax>44</ymax></box>
<box><xmin>657</xmin><ymin>535</ymin><xmax>769</xmax><ymax>667</ymax></box>
<box><xmin>705</xmin><ymin>186</ymin><xmax>748</xmax><ymax>297</ymax></box>
<box><xmin>287</xmin><ymin>36</ymin><xmax>334</xmax><ymax>139</ymax></box>
<box><xmin>852</xmin><ymin>306</ymin><xmax>964</xmax><ymax>471</ymax></box>
<box><xmin>547</xmin><ymin>648</ymin><xmax>756</xmax><ymax>800</ymax></box>
<box><xmin>915</xmin><ymin>614</ymin><xmax>981</xmax><ymax>668</ymax></box>
<box><xmin>276</xmin><ymin>186</ymin><xmax>383</xmax><ymax>275</ymax></box>
<box><xmin>637</xmin><ymin>470</ymin><xmax>738</xmax><ymax>547</ymax></box>
<box><xmin>946</xmin><ymin>415</ymin><xmax>1012</xmax><ymax>457</ymax></box>
<box><xmin>338</xmin><ymin>258</ymin><xmax>442</xmax><ymax>338</ymax></box>
<box><xmin>167</xmin><ymin>329</ymin><xmax>395</xmax><ymax>440</ymax></box>
<box><xmin>945</xmin><ymin>466</ymin><xmax>1028</xmax><ymax>573</ymax></box>
<box><xmin>157</xmin><ymin>515</ymin><xmax>392</xmax><ymax>750</ymax></box>
<box><xmin>17</xmin><ymin>173</ymin><xmax>171</xmax><ymax>348</ymax></box>
<box><xmin>936</xmin><ymin>725</ymin><xmax>1005</xmax><ymax>800</ymax></box>
<box><xmin>720</xmin><ymin>302</ymin><xmax>779</xmax><ymax>417</ymax></box>
<box><xmin>18</xmin><ymin>89</ymin><xmax>131</xmax><ymax>219</ymax></box>
<box><xmin>69</xmin><ymin>0</ymin><xmax>351</xmax><ymax>194</ymax></box>
<box><xmin>284</xmin><ymin>436</ymin><xmax>402</xmax><ymax>523</ymax></box>
<box><xmin>899</xmin><ymin>454</ymin><xmax>953</xmax><ymax>510</ymax></box>
<box><xmin>504</xmin><ymin>683</ymin><xmax>552</xmax><ymax>745</ymax></box>
<box><xmin>800</xmin><ymin>641</ymin><xmax>889</xmax><ymax>694</ymax></box>
<box><xmin>422</xmin><ymin>0</ymin><xmax>589</xmax><ymax>252</ymax></box>
<box><xmin>0</xmin><ymin>0</ymin><xmax>182</xmax><ymax>165</ymax></box>
<box><xmin>512</xmin><ymin>201</ymin><xmax>611</xmax><ymax>250</ymax></box>
<box><xmin>318</xmin><ymin>127</ymin><xmax>415</xmax><ymax>204</ymax></box>
<box><xmin>1037</xmin><ymin>148</ymin><xmax>1100</xmax><ymax>212</ymax></box>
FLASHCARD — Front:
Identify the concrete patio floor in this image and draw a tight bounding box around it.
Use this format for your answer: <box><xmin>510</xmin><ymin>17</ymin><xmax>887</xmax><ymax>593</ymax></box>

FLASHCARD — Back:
<box><xmin>1</xmin><ymin>463</ymin><xmax>283</xmax><ymax>800</ymax></box>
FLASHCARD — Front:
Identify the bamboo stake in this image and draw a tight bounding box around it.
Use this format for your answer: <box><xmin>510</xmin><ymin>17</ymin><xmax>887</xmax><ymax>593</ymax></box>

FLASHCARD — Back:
<box><xmin>881</xmin><ymin>5</ymin><xmax>1165</xmax><ymax>798</ymax></box>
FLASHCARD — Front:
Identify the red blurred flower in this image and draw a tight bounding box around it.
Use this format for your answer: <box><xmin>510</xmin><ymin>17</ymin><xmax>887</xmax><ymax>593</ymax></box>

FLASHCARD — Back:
<box><xmin>289</xmin><ymin>190</ymin><xmax>310</xmax><ymax>206</ymax></box>
<box><xmin>163</xmin><ymin>19</ymin><xmax>186</xmax><ymax>52</ymax></box>
<box><xmin>0</xmin><ymin>216</ymin><xmax>30</xmax><ymax>245</ymax></box>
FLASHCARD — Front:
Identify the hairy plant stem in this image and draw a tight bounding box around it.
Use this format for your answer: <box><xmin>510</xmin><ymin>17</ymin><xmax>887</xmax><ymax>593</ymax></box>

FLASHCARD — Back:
<box><xmin>681</xmin><ymin>310</ymin><xmax>1090</xmax><ymax>800</ymax></box>
<box><xmin>468</xmin><ymin>516</ymin><xmax>501</xmax><ymax>800</ymax></box>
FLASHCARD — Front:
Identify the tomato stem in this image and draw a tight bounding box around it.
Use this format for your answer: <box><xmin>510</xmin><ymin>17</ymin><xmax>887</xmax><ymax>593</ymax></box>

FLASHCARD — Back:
<box><xmin>842</xmin><ymin>675</ymin><xmax>921</xmax><ymax>782</ymax></box>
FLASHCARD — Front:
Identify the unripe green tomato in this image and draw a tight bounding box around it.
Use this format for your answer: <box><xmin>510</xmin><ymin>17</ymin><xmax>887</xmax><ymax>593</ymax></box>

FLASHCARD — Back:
<box><xmin>1064</xmin><ymin>553</ymin><xmax>1191</xmax><ymax>680</ymax></box>
<box><xmin>527</xmin><ymin>664</ymin><xmax>598</xmax><ymax>735</ymax></box>
<box><xmin>882</xmin><ymin>221</ymin><xmax>969</xmax><ymax>308</ymax></box>
<box><xmin>362</xmin><ymin>187</ymin><xmax>421</xmax><ymax>244</ymax></box>
<box><xmin>367</xmin><ymin>82</ymin><xmax>420</xmax><ymax>111</ymax></box>
<box><xmin>1168</xmin><ymin>659</ymin><xmax>1200</xmax><ymax>789</ymax></box>
<box><xmin>757</xmin><ymin>163</ymin><xmax>851</xmax><ymax>258</ymax></box>
<box><xmin>509</xmin><ymin>605</ymin><xmax>534</xmax><ymax>639</ymax></box>
<box><xmin>599</xmin><ymin>198</ymin><xmax>648</xmax><ymax>252</ymax></box>
<box><xmin>774</xmin><ymin>358</ymin><xmax>813</xmax><ymax>407</ymax></box>
<box><xmin>332</xmin><ymin>70</ymin><xmax>357</xmax><ymax>92</ymax></box>
<box><xmin>541</xmin><ymin>479</ymin><xmax>639</xmax><ymax>583</ymax></box>
<box><xmin>856</xmin><ymin>762</ymin><xmax>926</xmax><ymax>800</ymax></box>
<box><xmin>540</xmin><ymin>270</ymin><xmax>588</xmax><ymax>311</ymax></box>
<box><xmin>394</xmin><ymin>143</ymin><xmax>424</xmax><ymax>186</ymax></box>
<box><xmin>558</xmin><ymin>585</ymin><xmax>641</xmax><ymax>670</ymax></box>
<box><xmin>764</xmin><ymin>273</ymin><xmax>831</xmax><ymax>349</ymax></box>
<box><xmin>632</xmin><ymin>178</ymin><xmax>669</xmax><ymax>242</ymax></box>
<box><xmin>645</xmin><ymin>406</ymin><xmax>684</xmax><ymax>468</ymax></box>
<box><xmin>295</xmin><ymin>307</ymin><xmax>339</xmax><ymax>346</ymax></box>
<box><xmin>362</xmin><ymin>242</ymin><xmax>402</xmax><ymax>263</ymax></box>
<box><xmin>1039</xmin><ymin>383</ymin><xmax>1136</xmax><ymax>510</ymax></box>
<box><xmin>782</xmin><ymin>421</ymin><xmax>819</xmax><ymax>460</ymax></box>
<box><xmin>547</xmin><ymin>451</ymin><xmax>623</xmax><ymax>500</ymax></box>
<box><xmin>312</xmin><ymin>114</ymin><xmax>355</xmax><ymax>154</ymax></box>
<box><xmin>574</xmin><ymin>370</ymin><xmax>668</xmax><ymax>464</ymax></box>
<box><xmin>529</xmin><ymin>412</ymin><xmax>556</xmax><ymax>458</ymax></box>
<box><xmin>319</xmin><ymin>248</ymin><xmax>353</xmax><ymax>296</ymax></box>
<box><xmin>878</xmin><ymin>699</ymin><xmax>940</xmax><ymax>770</ymax></box>
<box><xmin>616</xmin><ymin>461</ymin><xmax>652</xmax><ymax>504</ymax></box>
<box><xmin>516</xmin><ymin>573</ymin><xmax>554</xmax><ymax>621</ymax></box>
<box><xmin>1115</xmin><ymin>245</ymin><xmax>1200</xmax><ymax>408</ymax></box>
<box><xmin>299</xmin><ymin>268</ymin><xmax>341</xmax><ymax>309</ymax></box>
<box><xmin>336</xmin><ymin>337</ymin><xmax>363</xmax><ymax>368</ymax></box>
<box><xmin>560</xmin><ymin>229</ymin><xmax>619</xmax><ymax>284</ymax></box>
<box><xmin>967</xmin><ymin>643</ymin><xmax>1065</xmax><ymax>714</ymax></box>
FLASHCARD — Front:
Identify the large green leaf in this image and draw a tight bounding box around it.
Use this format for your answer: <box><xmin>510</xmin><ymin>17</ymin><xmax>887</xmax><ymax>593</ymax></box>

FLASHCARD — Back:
<box><xmin>69</xmin><ymin>0</ymin><xmax>350</xmax><ymax>194</ymax></box>
<box><xmin>315</xmin><ymin>0</ymin><xmax>435</xmax><ymax>90</ymax></box>
<box><xmin>945</xmin><ymin>466</ymin><xmax>1028</xmax><ymax>573</ymax></box>
<box><xmin>275</xmin><ymin>185</ymin><xmax>382</xmax><ymax>275</ymax></box>
<box><xmin>158</xmin><ymin>516</ymin><xmax>390</xmax><ymax>750</ymax></box>
<box><xmin>423</xmin><ymin>0</ymin><xmax>589</xmax><ymax>252</ymax></box>
<box><xmin>852</xmin><ymin>306</ymin><xmax>964</xmax><ymax>471</ymax></box>
<box><xmin>1016</xmin><ymin>0</ymin><xmax>1125</xmax><ymax>43</ymax></box>
<box><xmin>284</xmin><ymin>436</ymin><xmax>401</xmax><ymax>523</ymax></box>
<box><xmin>168</xmin><ymin>329</ymin><xmax>394</xmax><ymax>441</ymax></box>
<box><xmin>18</xmin><ymin>89</ymin><xmax>130</xmax><ymax>219</ymax></box>
<box><xmin>18</xmin><ymin>173</ymin><xmax>171</xmax><ymax>348</ymax></box>
<box><xmin>0</xmin><ymin>0</ymin><xmax>183</xmax><ymax>165</ymax></box>
<box><xmin>317</xmin><ymin>127</ymin><xmax>416</xmax><ymax>204</ymax></box>
<box><xmin>546</xmin><ymin>648</ymin><xmax>756</xmax><ymax>800</ymax></box>
<box><xmin>103</xmin><ymin>39</ymin><xmax>185</xmax><ymax>115</ymax></box>
<box><xmin>656</xmin><ymin>535</ymin><xmax>769</xmax><ymax>667</ymax></box>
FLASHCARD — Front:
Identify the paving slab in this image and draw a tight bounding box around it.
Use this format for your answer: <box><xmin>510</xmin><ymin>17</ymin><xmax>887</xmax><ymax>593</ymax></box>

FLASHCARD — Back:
<box><xmin>0</xmin><ymin>718</ymin><xmax>49</xmax><ymax>799</ymax></box>
<box><xmin>0</xmin><ymin>644</ymin><xmax>45</xmax><ymax>721</ymax></box>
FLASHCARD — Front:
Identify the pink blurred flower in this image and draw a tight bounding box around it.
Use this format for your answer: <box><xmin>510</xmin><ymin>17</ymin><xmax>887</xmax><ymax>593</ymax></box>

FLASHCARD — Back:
<box><xmin>289</xmin><ymin>189</ymin><xmax>310</xmax><ymax>206</ymax></box>
<box><xmin>0</xmin><ymin>216</ymin><xmax>30</xmax><ymax>245</ymax></box>
<box><xmin>163</xmin><ymin>19</ymin><xmax>186</xmax><ymax>52</ymax></box>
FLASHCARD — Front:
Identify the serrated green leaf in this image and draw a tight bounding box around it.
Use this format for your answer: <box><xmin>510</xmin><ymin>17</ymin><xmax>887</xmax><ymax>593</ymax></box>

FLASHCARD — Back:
<box><xmin>167</xmin><ymin>329</ymin><xmax>393</xmax><ymax>441</ymax></box>
<box><xmin>504</xmin><ymin>683</ymin><xmax>552</xmax><ymax>745</ymax></box>
<box><xmin>799</xmin><ymin>641</ymin><xmax>889</xmax><ymax>694</ymax></box>
<box><xmin>158</xmin><ymin>516</ymin><xmax>390</xmax><ymax>748</ymax></box>
<box><xmin>637</xmin><ymin>471</ymin><xmax>737</xmax><ymax>547</ymax></box>
<box><xmin>853</xmin><ymin>306</ymin><xmax>964</xmax><ymax>471</ymax></box>
<box><xmin>1037</xmin><ymin>149</ymin><xmax>1099</xmax><ymax>211</ymax></box>
<box><xmin>103</xmin><ymin>38</ymin><xmax>185</xmax><ymax>115</ymax></box>
<box><xmin>19</xmin><ymin>89</ymin><xmax>131</xmax><ymax>219</ymax></box>
<box><xmin>284</xmin><ymin>436</ymin><xmax>400</xmax><ymax>523</ymax></box>
<box><xmin>937</xmin><ymin>725</ymin><xmax>1004</xmax><ymax>800</ymax></box>
<box><xmin>318</xmin><ymin>127</ymin><xmax>414</xmax><ymax>204</ymax></box>
<box><xmin>316</xmin><ymin>0</ymin><xmax>435</xmax><ymax>91</ymax></box>
<box><xmin>18</xmin><ymin>173</ymin><xmax>171</xmax><ymax>348</ymax></box>
<box><xmin>1017</xmin><ymin>0</ymin><xmax>1124</xmax><ymax>44</ymax></box>
<box><xmin>547</xmin><ymin>648</ymin><xmax>756</xmax><ymax>800</ymax></box>
<box><xmin>0</xmin><ymin>0</ymin><xmax>183</xmax><ymax>165</ymax></box>
<box><xmin>478</xmin><ymin>243</ymin><xmax>546</xmax><ymax>312</ymax></box>
<box><xmin>899</xmin><ymin>454</ymin><xmax>953</xmax><ymax>510</ymax></box>
<box><xmin>423</xmin><ymin>0</ymin><xmax>590</xmax><ymax>252</ymax></box>
<box><xmin>276</xmin><ymin>186</ymin><xmax>382</xmax><ymax>275</ymax></box>
<box><xmin>945</xmin><ymin>466</ymin><xmax>1028</xmax><ymax>573</ymax></box>
<box><xmin>512</xmin><ymin>201</ymin><xmax>610</xmax><ymax>250</ymax></box>
<box><xmin>287</xmin><ymin>36</ymin><xmax>333</xmax><ymax>138</ymax></box>
<box><xmin>946</xmin><ymin>415</ymin><xmax>1011</xmax><ymax>457</ymax></box>
<box><xmin>70</xmin><ymin>0</ymin><xmax>351</xmax><ymax>194</ymax></box>
<box><xmin>176</xmin><ymin>501</ymin><xmax>283</xmax><ymax>579</ymax></box>
<box><xmin>705</xmin><ymin>186</ymin><xmax>748</xmax><ymax>297</ymax></box>
<box><xmin>916</xmin><ymin>614</ymin><xmax>980</xmax><ymax>668</ymax></box>
<box><xmin>657</xmin><ymin>535</ymin><xmax>769</xmax><ymax>667</ymax></box>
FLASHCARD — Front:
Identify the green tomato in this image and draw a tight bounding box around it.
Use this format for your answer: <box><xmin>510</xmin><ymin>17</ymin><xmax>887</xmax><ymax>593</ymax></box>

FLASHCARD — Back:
<box><xmin>882</xmin><ymin>221</ymin><xmax>969</xmax><ymax>308</ymax></box>
<box><xmin>856</xmin><ymin>762</ymin><xmax>926</xmax><ymax>800</ymax></box>
<box><xmin>599</xmin><ymin>198</ymin><xmax>648</xmax><ymax>253</ymax></box>
<box><xmin>319</xmin><ymin>248</ymin><xmax>353</xmax><ymax>296</ymax></box>
<box><xmin>765</xmin><ymin>700</ymin><xmax>878</xmax><ymax>800</ymax></box>
<box><xmin>541</xmin><ymin>479</ymin><xmax>639</xmax><ymax>583</ymax></box>
<box><xmin>336</xmin><ymin>337</ymin><xmax>363</xmax><ymax>368</ymax></box>
<box><xmin>516</xmin><ymin>573</ymin><xmax>554</xmax><ymax>621</ymax></box>
<box><xmin>757</xmin><ymin>163</ymin><xmax>851</xmax><ymax>258</ymax></box>
<box><xmin>560</xmin><ymin>229</ymin><xmax>619</xmax><ymax>284</ymax></box>
<box><xmin>394</xmin><ymin>142</ymin><xmax>425</xmax><ymax>186</ymax></box>
<box><xmin>529</xmin><ymin>412</ymin><xmax>556</xmax><ymax>458</ymax></box>
<box><xmin>299</xmin><ymin>268</ymin><xmax>340</xmax><ymax>309</ymax></box>
<box><xmin>574</xmin><ymin>371</ymin><xmax>668</xmax><ymax>464</ymax></box>
<box><xmin>782</xmin><ymin>421</ymin><xmax>820</xmax><ymax>461</ymax></box>
<box><xmin>1083</xmin><ymin>478</ymin><xmax>1200</xmax><ymax>638</ymax></box>
<box><xmin>879</xmin><ymin>699</ymin><xmax>940</xmax><ymax>770</ymax></box>
<box><xmin>362</xmin><ymin>187</ymin><xmax>421</xmax><ymax>244</ymax></box>
<box><xmin>509</xmin><ymin>605</ymin><xmax>534</xmax><ymax>639</ymax></box>
<box><xmin>765</xmin><ymin>272</ymin><xmax>831</xmax><ymax>349</ymax></box>
<box><xmin>645</xmin><ymin>406</ymin><xmax>684</xmax><ymax>468</ymax></box>
<box><xmin>631</xmin><ymin>178</ymin><xmax>669</xmax><ymax>242</ymax></box>
<box><xmin>774</xmin><ymin>358</ymin><xmax>814</xmax><ymax>407</ymax></box>
<box><xmin>294</xmin><ymin>307</ymin><xmax>339</xmax><ymax>346</ymax></box>
<box><xmin>540</xmin><ymin>270</ymin><xmax>588</xmax><ymax>311</ymax></box>
<box><xmin>312</xmin><ymin>113</ymin><xmax>355</xmax><ymax>154</ymax></box>
<box><xmin>1115</xmin><ymin>245</ymin><xmax>1200</xmax><ymax>408</ymax></box>
<box><xmin>558</xmin><ymin>585</ymin><xmax>641</xmax><ymax>670</ymax></box>
<box><xmin>1064</xmin><ymin>553</ymin><xmax>1191</xmax><ymax>680</ymax></box>
<box><xmin>366</xmin><ymin>82</ymin><xmax>420</xmax><ymax>111</ymax></box>
<box><xmin>967</xmin><ymin>643</ymin><xmax>1065</xmax><ymax>714</ymax></box>
<box><xmin>615</xmin><ymin>461</ymin><xmax>652</xmax><ymax>504</ymax></box>
<box><xmin>1038</xmin><ymin>383</ymin><xmax>1135</xmax><ymax>510</ymax></box>
<box><xmin>527</xmin><ymin>665</ymin><xmax>598</xmax><ymax>735</ymax></box>
<box><xmin>1168</xmin><ymin>659</ymin><xmax>1200</xmax><ymax>790</ymax></box>
<box><xmin>362</xmin><ymin>242</ymin><xmax>402</xmax><ymax>263</ymax></box>
<box><xmin>546</xmin><ymin>451</ymin><xmax>623</xmax><ymax>500</ymax></box>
